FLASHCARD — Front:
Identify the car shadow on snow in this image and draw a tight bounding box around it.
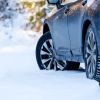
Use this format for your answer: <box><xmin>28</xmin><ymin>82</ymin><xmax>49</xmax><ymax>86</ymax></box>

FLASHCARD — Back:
<box><xmin>65</xmin><ymin>67</ymin><xmax>85</xmax><ymax>73</ymax></box>
<box><xmin>77</xmin><ymin>67</ymin><xmax>85</xmax><ymax>72</ymax></box>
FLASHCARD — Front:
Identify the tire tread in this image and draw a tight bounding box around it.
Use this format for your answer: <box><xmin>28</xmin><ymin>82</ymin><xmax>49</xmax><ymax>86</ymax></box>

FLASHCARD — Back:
<box><xmin>94</xmin><ymin>56</ymin><xmax>100</xmax><ymax>81</ymax></box>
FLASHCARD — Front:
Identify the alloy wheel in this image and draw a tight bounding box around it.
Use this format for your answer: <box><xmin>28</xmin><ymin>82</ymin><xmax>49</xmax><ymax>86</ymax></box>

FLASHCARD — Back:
<box><xmin>85</xmin><ymin>27</ymin><xmax>97</xmax><ymax>79</ymax></box>
<box><xmin>40</xmin><ymin>39</ymin><xmax>67</xmax><ymax>70</ymax></box>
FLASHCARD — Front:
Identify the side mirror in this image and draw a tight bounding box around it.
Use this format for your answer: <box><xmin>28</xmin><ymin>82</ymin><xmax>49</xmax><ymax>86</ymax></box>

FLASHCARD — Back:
<box><xmin>47</xmin><ymin>0</ymin><xmax>59</xmax><ymax>4</ymax></box>
<box><xmin>82</xmin><ymin>0</ymin><xmax>87</xmax><ymax>6</ymax></box>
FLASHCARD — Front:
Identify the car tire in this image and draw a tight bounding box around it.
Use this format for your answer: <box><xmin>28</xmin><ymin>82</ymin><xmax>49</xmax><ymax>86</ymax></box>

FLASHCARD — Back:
<box><xmin>36</xmin><ymin>32</ymin><xmax>67</xmax><ymax>70</ymax></box>
<box><xmin>84</xmin><ymin>25</ymin><xmax>100</xmax><ymax>81</ymax></box>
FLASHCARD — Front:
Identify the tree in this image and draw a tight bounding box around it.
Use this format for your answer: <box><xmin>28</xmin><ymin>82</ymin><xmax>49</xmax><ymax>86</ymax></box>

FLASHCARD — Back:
<box><xmin>20</xmin><ymin>0</ymin><xmax>46</xmax><ymax>32</ymax></box>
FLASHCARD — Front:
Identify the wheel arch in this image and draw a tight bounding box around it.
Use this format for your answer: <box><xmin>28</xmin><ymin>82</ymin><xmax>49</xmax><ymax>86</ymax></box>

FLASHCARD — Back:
<box><xmin>82</xmin><ymin>19</ymin><xmax>91</xmax><ymax>57</ymax></box>
<box><xmin>43</xmin><ymin>23</ymin><xmax>50</xmax><ymax>34</ymax></box>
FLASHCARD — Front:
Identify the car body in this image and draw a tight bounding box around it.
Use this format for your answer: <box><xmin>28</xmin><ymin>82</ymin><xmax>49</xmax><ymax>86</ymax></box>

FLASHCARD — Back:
<box><xmin>36</xmin><ymin>0</ymin><xmax>100</xmax><ymax>81</ymax></box>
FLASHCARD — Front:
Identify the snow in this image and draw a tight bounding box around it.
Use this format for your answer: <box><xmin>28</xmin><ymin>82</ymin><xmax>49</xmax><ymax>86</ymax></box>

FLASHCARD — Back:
<box><xmin>0</xmin><ymin>29</ymin><xmax>100</xmax><ymax>100</ymax></box>
<box><xmin>0</xmin><ymin>0</ymin><xmax>100</xmax><ymax>99</ymax></box>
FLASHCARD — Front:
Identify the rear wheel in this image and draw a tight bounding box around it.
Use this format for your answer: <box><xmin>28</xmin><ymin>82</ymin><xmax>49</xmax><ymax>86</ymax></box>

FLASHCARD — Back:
<box><xmin>84</xmin><ymin>25</ymin><xmax>100</xmax><ymax>80</ymax></box>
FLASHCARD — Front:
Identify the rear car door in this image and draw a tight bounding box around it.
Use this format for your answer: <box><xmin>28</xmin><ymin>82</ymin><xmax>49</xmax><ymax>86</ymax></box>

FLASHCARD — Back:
<box><xmin>67</xmin><ymin>0</ymin><xmax>84</xmax><ymax>55</ymax></box>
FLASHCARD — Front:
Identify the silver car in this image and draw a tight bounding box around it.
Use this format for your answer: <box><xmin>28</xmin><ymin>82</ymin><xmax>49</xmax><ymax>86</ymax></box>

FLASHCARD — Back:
<box><xmin>36</xmin><ymin>0</ymin><xmax>100</xmax><ymax>81</ymax></box>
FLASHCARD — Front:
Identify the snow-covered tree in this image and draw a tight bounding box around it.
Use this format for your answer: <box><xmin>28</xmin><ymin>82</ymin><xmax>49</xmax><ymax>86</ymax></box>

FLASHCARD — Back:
<box><xmin>0</xmin><ymin>0</ymin><xmax>9</xmax><ymax>20</ymax></box>
<box><xmin>20</xmin><ymin>0</ymin><xmax>46</xmax><ymax>32</ymax></box>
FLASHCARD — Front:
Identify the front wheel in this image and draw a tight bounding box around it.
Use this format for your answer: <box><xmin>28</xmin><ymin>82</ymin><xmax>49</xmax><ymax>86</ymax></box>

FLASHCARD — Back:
<box><xmin>36</xmin><ymin>32</ymin><xmax>67</xmax><ymax>70</ymax></box>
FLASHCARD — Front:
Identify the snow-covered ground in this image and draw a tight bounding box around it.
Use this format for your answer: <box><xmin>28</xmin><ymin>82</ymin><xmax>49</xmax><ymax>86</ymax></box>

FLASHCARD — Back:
<box><xmin>0</xmin><ymin>0</ymin><xmax>99</xmax><ymax>99</ymax></box>
<box><xmin>0</xmin><ymin>29</ymin><xmax>100</xmax><ymax>100</ymax></box>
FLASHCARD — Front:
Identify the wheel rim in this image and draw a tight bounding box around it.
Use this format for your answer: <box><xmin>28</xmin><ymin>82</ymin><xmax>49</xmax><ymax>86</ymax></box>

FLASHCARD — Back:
<box><xmin>40</xmin><ymin>39</ymin><xmax>66</xmax><ymax>70</ymax></box>
<box><xmin>53</xmin><ymin>59</ymin><xmax>67</xmax><ymax>71</ymax></box>
<box><xmin>85</xmin><ymin>28</ymin><xmax>97</xmax><ymax>78</ymax></box>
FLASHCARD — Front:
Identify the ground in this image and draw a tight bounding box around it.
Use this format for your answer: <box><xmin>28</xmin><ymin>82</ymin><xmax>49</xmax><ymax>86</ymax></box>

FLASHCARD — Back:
<box><xmin>0</xmin><ymin>30</ymin><xmax>100</xmax><ymax>100</ymax></box>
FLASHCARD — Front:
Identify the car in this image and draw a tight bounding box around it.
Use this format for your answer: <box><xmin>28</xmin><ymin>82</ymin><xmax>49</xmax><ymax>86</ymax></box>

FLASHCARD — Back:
<box><xmin>36</xmin><ymin>0</ymin><xmax>100</xmax><ymax>81</ymax></box>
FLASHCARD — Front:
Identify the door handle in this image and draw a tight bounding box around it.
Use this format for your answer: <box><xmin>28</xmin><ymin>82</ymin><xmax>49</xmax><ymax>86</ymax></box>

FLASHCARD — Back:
<box><xmin>55</xmin><ymin>15</ymin><xmax>62</xmax><ymax>20</ymax></box>
<box><xmin>55</xmin><ymin>16</ymin><xmax>59</xmax><ymax>20</ymax></box>
<box><xmin>82</xmin><ymin>0</ymin><xmax>87</xmax><ymax>6</ymax></box>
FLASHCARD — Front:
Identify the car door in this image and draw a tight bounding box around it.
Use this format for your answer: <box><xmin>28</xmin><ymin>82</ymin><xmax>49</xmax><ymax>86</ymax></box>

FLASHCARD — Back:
<box><xmin>52</xmin><ymin>6</ymin><xmax>71</xmax><ymax>57</ymax></box>
<box><xmin>67</xmin><ymin>0</ymin><xmax>85</xmax><ymax>55</ymax></box>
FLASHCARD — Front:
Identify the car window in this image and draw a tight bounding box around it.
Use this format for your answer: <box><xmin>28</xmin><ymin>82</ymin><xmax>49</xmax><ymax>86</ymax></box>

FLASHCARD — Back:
<box><xmin>87</xmin><ymin>0</ymin><xmax>95</xmax><ymax>7</ymax></box>
<box><xmin>61</xmin><ymin>0</ymin><xmax>79</xmax><ymax>5</ymax></box>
